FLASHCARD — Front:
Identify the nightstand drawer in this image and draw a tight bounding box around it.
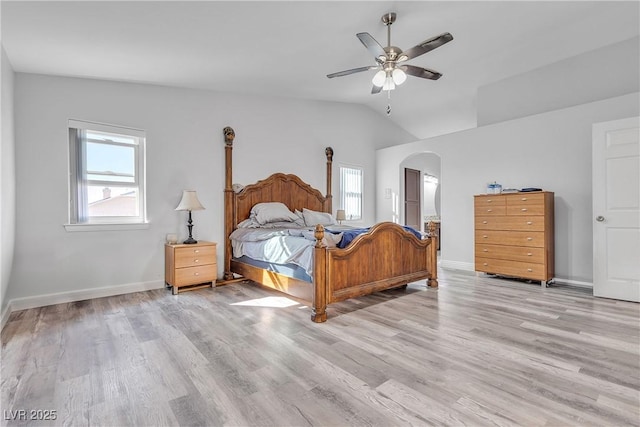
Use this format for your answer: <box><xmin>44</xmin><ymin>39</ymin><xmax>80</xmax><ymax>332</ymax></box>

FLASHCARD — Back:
<box><xmin>175</xmin><ymin>245</ymin><xmax>216</xmax><ymax>268</ymax></box>
<box><xmin>175</xmin><ymin>264</ymin><xmax>217</xmax><ymax>286</ymax></box>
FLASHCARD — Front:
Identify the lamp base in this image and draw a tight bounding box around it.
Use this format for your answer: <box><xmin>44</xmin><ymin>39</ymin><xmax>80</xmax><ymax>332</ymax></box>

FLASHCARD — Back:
<box><xmin>183</xmin><ymin>237</ymin><xmax>198</xmax><ymax>244</ymax></box>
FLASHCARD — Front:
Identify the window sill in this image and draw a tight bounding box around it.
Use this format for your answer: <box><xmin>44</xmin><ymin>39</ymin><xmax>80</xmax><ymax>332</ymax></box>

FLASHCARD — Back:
<box><xmin>64</xmin><ymin>222</ymin><xmax>150</xmax><ymax>232</ymax></box>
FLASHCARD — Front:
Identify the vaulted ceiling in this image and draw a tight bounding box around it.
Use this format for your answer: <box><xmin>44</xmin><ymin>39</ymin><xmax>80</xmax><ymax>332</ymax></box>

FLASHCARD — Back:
<box><xmin>2</xmin><ymin>1</ymin><xmax>638</xmax><ymax>139</ymax></box>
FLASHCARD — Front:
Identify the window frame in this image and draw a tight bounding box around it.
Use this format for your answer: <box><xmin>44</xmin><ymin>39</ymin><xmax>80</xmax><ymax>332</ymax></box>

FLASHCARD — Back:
<box><xmin>66</xmin><ymin>119</ymin><xmax>147</xmax><ymax>230</ymax></box>
<box><xmin>338</xmin><ymin>163</ymin><xmax>364</xmax><ymax>222</ymax></box>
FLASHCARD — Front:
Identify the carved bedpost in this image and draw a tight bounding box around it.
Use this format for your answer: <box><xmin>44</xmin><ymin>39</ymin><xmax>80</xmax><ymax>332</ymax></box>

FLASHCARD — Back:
<box><xmin>223</xmin><ymin>126</ymin><xmax>235</xmax><ymax>281</ymax></box>
<box><xmin>427</xmin><ymin>221</ymin><xmax>439</xmax><ymax>288</ymax></box>
<box><xmin>312</xmin><ymin>224</ymin><xmax>328</xmax><ymax>322</ymax></box>
<box><xmin>325</xmin><ymin>147</ymin><xmax>333</xmax><ymax>214</ymax></box>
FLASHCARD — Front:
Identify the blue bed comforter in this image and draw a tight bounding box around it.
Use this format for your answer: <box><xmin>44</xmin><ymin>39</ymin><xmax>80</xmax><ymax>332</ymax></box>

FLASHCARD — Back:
<box><xmin>326</xmin><ymin>226</ymin><xmax>423</xmax><ymax>249</ymax></box>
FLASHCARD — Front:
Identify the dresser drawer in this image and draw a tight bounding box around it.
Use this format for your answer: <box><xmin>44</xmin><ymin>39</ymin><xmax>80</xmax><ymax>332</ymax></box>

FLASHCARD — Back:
<box><xmin>506</xmin><ymin>192</ymin><xmax>545</xmax><ymax>206</ymax></box>
<box><xmin>475</xmin><ymin>257</ymin><xmax>546</xmax><ymax>280</ymax></box>
<box><xmin>475</xmin><ymin>230</ymin><xmax>545</xmax><ymax>247</ymax></box>
<box><xmin>506</xmin><ymin>204</ymin><xmax>546</xmax><ymax>216</ymax></box>
<box><xmin>174</xmin><ymin>264</ymin><xmax>217</xmax><ymax>286</ymax></box>
<box><xmin>174</xmin><ymin>245</ymin><xmax>216</xmax><ymax>268</ymax></box>
<box><xmin>475</xmin><ymin>196</ymin><xmax>506</xmax><ymax>207</ymax></box>
<box><xmin>475</xmin><ymin>244</ymin><xmax>545</xmax><ymax>263</ymax></box>
<box><xmin>475</xmin><ymin>215</ymin><xmax>545</xmax><ymax>231</ymax></box>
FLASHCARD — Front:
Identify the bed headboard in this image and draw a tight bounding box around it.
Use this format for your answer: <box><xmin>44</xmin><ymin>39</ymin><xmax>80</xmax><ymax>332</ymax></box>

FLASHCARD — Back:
<box><xmin>222</xmin><ymin>126</ymin><xmax>333</xmax><ymax>281</ymax></box>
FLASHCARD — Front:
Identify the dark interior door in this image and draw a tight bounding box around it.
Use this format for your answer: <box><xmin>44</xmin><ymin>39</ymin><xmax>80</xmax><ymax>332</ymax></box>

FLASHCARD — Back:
<box><xmin>404</xmin><ymin>168</ymin><xmax>421</xmax><ymax>230</ymax></box>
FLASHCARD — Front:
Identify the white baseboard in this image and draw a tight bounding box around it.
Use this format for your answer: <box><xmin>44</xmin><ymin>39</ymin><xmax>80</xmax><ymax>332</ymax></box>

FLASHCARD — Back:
<box><xmin>439</xmin><ymin>259</ymin><xmax>475</xmax><ymax>272</ymax></box>
<box><xmin>3</xmin><ymin>279</ymin><xmax>166</xmax><ymax>318</ymax></box>
<box><xmin>1</xmin><ymin>302</ymin><xmax>13</xmax><ymax>330</ymax></box>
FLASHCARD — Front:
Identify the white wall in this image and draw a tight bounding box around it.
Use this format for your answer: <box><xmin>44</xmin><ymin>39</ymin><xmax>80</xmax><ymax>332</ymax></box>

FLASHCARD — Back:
<box><xmin>8</xmin><ymin>73</ymin><xmax>415</xmax><ymax>306</ymax></box>
<box><xmin>377</xmin><ymin>93</ymin><xmax>639</xmax><ymax>283</ymax></box>
<box><xmin>1</xmin><ymin>45</ymin><xmax>16</xmax><ymax>317</ymax></box>
<box><xmin>478</xmin><ymin>37</ymin><xmax>640</xmax><ymax>126</ymax></box>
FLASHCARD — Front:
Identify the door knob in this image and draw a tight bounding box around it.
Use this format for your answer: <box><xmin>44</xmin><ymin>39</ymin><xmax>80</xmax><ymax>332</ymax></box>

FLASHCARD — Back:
<box><xmin>596</xmin><ymin>216</ymin><xmax>605</xmax><ymax>222</ymax></box>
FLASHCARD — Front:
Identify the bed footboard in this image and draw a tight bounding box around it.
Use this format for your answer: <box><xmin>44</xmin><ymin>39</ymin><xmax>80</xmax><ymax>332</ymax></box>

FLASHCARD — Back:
<box><xmin>312</xmin><ymin>222</ymin><xmax>438</xmax><ymax>322</ymax></box>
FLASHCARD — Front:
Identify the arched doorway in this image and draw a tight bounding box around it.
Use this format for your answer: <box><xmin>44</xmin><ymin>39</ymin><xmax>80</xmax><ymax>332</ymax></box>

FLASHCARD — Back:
<box><xmin>399</xmin><ymin>153</ymin><xmax>441</xmax><ymax>247</ymax></box>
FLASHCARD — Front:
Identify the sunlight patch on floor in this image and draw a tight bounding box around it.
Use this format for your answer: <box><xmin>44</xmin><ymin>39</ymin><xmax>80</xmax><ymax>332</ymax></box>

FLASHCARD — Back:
<box><xmin>231</xmin><ymin>296</ymin><xmax>299</xmax><ymax>308</ymax></box>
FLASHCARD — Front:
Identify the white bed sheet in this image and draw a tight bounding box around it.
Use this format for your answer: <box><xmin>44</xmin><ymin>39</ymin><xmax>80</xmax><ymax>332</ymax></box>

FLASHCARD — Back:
<box><xmin>230</xmin><ymin>227</ymin><xmax>342</xmax><ymax>277</ymax></box>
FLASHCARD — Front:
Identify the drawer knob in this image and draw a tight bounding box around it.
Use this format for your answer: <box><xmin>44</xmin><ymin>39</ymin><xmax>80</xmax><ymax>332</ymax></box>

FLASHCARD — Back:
<box><xmin>483</xmin><ymin>249</ymin><xmax>488</xmax><ymax>252</ymax></box>
<box><xmin>482</xmin><ymin>221</ymin><xmax>488</xmax><ymax>224</ymax></box>
<box><xmin>483</xmin><ymin>263</ymin><xmax>488</xmax><ymax>266</ymax></box>
<box><xmin>521</xmin><ymin>208</ymin><xmax>527</xmax><ymax>212</ymax></box>
<box><xmin>527</xmin><ymin>221</ymin><xmax>533</xmax><ymax>225</ymax></box>
<box><xmin>194</xmin><ymin>272</ymin><xmax>200</xmax><ymax>276</ymax></box>
<box><xmin>487</xmin><ymin>209</ymin><xmax>492</xmax><ymax>212</ymax></box>
<box><xmin>487</xmin><ymin>200</ymin><xmax>492</xmax><ymax>203</ymax></box>
<box><xmin>527</xmin><ymin>253</ymin><xmax>532</xmax><ymax>256</ymax></box>
<box><xmin>194</xmin><ymin>250</ymin><xmax>200</xmax><ymax>253</ymax></box>
<box><xmin>483</xmin><ymin>235</ymin><xmax>488</xmax><ymax>239</ymax></box>
<box><xmin>527</xmin><ymin>268</ymin><xmax>533</xmax><ymax>272</ymax></box>
<box><xmin>194</xmin><ymin>259</ymin><xmax>199</xmax><ymax>263</ymax></box>
<box><xmin>521</xmin><ymin>198</ymin><xmax>527</xmax><ymax>201</ymax></box>
<box><xmin>527</xmin><ymin>237</ymin><xmax>533</xmax><ymax>241</ymax></box>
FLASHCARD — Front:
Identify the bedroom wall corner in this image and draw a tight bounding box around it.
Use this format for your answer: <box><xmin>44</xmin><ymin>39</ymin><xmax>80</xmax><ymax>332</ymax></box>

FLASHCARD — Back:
<box><xmin>0</xmin><ymin>43</ymin><xmax>16</xmax><ymax>324</ymax></box>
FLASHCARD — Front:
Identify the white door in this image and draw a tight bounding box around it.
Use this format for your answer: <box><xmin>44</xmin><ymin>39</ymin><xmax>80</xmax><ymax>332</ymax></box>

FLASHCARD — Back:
<box><xmin>592</xmin><ymin>117</ymin><xmax>640</xmax><ymax>302</ymax></box>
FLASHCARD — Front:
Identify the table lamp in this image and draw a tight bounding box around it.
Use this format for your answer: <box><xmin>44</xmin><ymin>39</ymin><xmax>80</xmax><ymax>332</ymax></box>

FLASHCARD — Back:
<box><xmin>336</xmin><ymin>209</ymin><xmax>346</xmax><ymax>225</ymax></box>
<box><xmin>175</xmin><ymin>190</ymin><xmax>205</xmax><ymax>244</ymax></box>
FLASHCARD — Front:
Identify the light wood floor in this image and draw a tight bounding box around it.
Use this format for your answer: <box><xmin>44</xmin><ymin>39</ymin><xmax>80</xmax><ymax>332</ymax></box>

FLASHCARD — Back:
<box><xmin>2</xmin><ymin>269</ymin><xmax>639</xmax><ymax>426</ymax></box>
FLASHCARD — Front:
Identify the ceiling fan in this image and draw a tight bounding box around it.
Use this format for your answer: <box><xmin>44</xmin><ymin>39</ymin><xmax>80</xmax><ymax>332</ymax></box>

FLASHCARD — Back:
<box><xmin>327</xmin><ymin>12</ymin><xmax>453</xmax><ymax>94</ymax></box>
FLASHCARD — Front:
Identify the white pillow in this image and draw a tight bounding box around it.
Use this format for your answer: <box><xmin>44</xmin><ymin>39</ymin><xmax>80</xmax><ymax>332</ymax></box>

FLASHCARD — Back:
<box><xmin>302</xmin><ymin>208</ymin><xmax>337</xmax><ymax>226</ymax></box>
<box><xmin>251</xmin><ymin>202</ymin><xmax>299</xmax><ymax>225</ymax></box>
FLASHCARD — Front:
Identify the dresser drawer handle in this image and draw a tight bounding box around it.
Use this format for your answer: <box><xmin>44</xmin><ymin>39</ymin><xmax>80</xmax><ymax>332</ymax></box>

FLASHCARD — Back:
<box><xmin>194</xmin><ymin>259</ymin><xmax>199</xmax><ymax>263</ymax></box>
<box><xmin>482</xmin><ymin>221</ymin><xmax>488</xmax><ymax>224</ymax></box>
<box><xmin>526</xmin><ymin>221</ymin><xmax>533</xmax><ymax>225</ymax></box>
<box><xmin>483</xmin><ymin>249</ymin><xmax>488</xmax><ymax>252</ymax></box>
<box><xmin>487</xmin><ymin>200</ymin><xmax>492</xmax><ymax>203</ymax></box>
<box><xmin>487</xmin><ymin>209</ymin><xmax>492</xmax><ymax>212</ymax></box>
<box><xmin>527</xmin><ymin>253</ymin><xmax>532</xmax><ymax>256</ymax></box>
<box><xmin>194</xmin><ymin>250</ymin><xmax>200</xmax><ymax>253</ymax></box>
<box><xmin>521</xmin><ymin>198</ymin><xmax>527</xmax><ymax>201</ymax></box>
<box><xmin>527</xmin><ymin>237</ymin><xmax>533</xmax><ymax>241</ymax></box>
<box><xmin>527</xmin><ymin>268</ymin><xmax>533</xmax><ymax>272</ymax></box>
<box><xmin>483</xmin><ymin>263</ymin><xmax>488</xmax><ymax>266</ymax></box>
<box><xmin>194</xmin><ymin>272</ymin><xmax>200</xmax><ymax>276</ymax></box>
<box><xmin>521</xmin><ymin>208</ymin><xmax>528</xmax><ymax>212</ymax></box>
<box><xmin>483</xmin><ymin>235</ymin><xmax>488</xmax><ymax>239</ymax></box>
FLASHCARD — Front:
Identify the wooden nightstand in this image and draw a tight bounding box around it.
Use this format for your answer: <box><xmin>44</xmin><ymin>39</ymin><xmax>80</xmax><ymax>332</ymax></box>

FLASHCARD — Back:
<box><xmin>165</xmin><ymin>241</ymin><xmax>217</xmax><ymax>294</ymax></box>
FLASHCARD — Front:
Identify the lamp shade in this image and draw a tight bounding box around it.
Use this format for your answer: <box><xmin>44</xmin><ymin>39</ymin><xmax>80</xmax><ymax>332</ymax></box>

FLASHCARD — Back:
<box><xmin>336</xmin><ymin>209</ymin><xmax>346</xmax><ymax>221</ymax></box>
<box><xmin>175</xmin><ymin>190</ymin><xmax>205</xmax><ymax>211</ymax></box>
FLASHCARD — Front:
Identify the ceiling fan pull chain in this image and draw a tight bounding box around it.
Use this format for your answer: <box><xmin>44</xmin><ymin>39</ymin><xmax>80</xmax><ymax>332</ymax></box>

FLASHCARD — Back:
<box><xmin>387</xmin><ymin>90</ymin><xmax>392</xmax><ymax>116</ymax></box>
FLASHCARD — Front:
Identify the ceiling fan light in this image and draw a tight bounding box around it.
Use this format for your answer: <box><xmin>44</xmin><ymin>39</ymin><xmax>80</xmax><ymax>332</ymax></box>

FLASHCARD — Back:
<box><xmin>392</xmin><ymin>68</ymin><xmax>407</xmax><ymax>85</ymax></box>
<box><xmin>382</xmin><ymin>75</ymin><xmax>396</xmax><ymax>91</ymax></box>
<box><xmin>372</xmin><ymin>70</ymin><xmax>386</xmax><ymax>87</ymax></box>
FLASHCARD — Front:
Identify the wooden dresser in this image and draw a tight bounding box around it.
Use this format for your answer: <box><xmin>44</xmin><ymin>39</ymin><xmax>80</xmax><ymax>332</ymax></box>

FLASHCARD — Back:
<box><xmin>474</xmin><ymin>191</ymin><xmax>554</xmax><ymax>286</ymax></box>
<box><xmin>165</xmin><ymin>241</ymin><xmax>217</xmax><ymax>294</ymax></box>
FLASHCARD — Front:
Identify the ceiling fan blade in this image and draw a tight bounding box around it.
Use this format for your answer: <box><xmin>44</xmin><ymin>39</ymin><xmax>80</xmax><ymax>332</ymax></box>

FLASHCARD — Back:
<box><xmin>401</xmin><ymin>64</ymin><xmax>443</xmax><ymax>80</ymax></box>
<box><xmin>400</xmin><ymin>32</ymin><xmax>453</xmax><ymax>61</ymax></box>
<box><xmin>357</xmin><ymin>32</ymin><xmax>386</xmax><ymax>62</ymax></box>
<box><xmin>371</xmin><ymin>85</ymin><xmax>382</xmax><ymax>95</ymax></box>
<box><xmin>327</xmin><ymin>66</ymin><xmax>375</xmax><ymax>79</ymax></box>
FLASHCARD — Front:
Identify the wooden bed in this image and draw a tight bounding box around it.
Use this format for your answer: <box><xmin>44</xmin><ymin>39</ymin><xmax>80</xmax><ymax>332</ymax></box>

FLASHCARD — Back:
<box><xmin>221</xmin><ymin>126</ymin><xmax>438</xmax><ymax>322</ymax></box>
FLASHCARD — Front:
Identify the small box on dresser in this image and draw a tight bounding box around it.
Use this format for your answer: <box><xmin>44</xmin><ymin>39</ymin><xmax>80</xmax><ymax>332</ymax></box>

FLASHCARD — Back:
<box><xmin>474</xmin><ymin>191</ymin><xmax>554</xmax><ymax>287</ymax></box>
<box><xmin>165</xmin><ymin>241</ymin><xmax>217</xmax><ymax>294</ymax></box>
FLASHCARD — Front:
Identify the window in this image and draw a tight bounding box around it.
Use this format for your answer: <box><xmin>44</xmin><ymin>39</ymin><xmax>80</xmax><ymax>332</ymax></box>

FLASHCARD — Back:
<box><xmin>68</xmin><ymin>120</ymin><xmax>146</xmax><ymax>227</ymax></box>
<box><xmin>339</xmin><ymin>165</ymin><xmax>363</xmax><ymax>221</ymax></box>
